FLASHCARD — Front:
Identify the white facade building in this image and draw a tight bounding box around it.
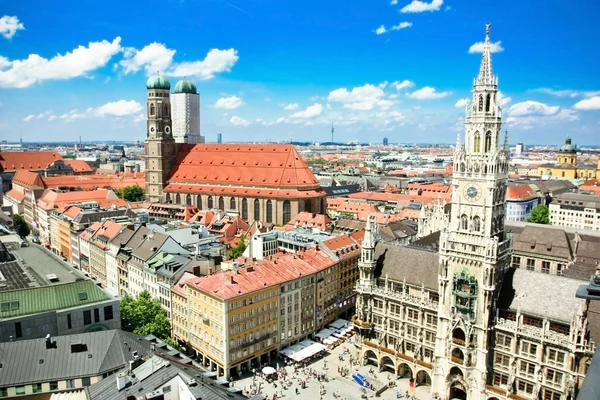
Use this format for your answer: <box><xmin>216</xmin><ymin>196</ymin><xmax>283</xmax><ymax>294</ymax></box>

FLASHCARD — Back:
<box><xmin>549</xmin><ymin>192</ymin><xmax>600</xmax><ymax>231</ymax></box>
<box><xmin>171</xmin><ymin>79</ymin><xmax>204</xmax><ymax>144</ymax></box>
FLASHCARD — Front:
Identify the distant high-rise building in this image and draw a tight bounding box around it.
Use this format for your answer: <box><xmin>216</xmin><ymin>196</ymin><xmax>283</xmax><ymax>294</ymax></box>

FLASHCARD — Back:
<box><xmin>171</xmin><ymin>79</ymin><xmax>204</xmax><ymax>144</ymax></box>
<box><xmin>515</xmin><ymin>142</ymin><xmax>524</xmax><ymax>155</ymax></box>
<box><xmin>383</xmin><ymin>137</ymin><xmax>389</xmax><ymax>146</ymax></box>
<box><xmin>217</xmin><ymin>133</ymin><xmax>222</xmax><ymax>144</ymax></box>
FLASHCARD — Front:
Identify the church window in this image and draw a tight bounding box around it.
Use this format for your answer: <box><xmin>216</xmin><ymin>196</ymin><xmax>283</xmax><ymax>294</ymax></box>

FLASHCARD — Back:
<box><xmin>478</xmin><ymin>95</ymin><xmax>483</xmax><ymax>112</ymax></box>
<box><xmin>175</xmin><ymin>194</ymin><xmax>181</xmax><ymax>204</ymax></box>
<box><xmin>196</xmin><ymin>196</ymin><xmax>202</xmax><ymax>210</ymax></box>
<box><xmin>283</xmin><ymin>200</ymin><xmax>291</xmax><ymax>224</ymax></box>
<box><xmin>305</xmin><ymin>199</ymin><xmax>312</xmax><ymax>213</ymax></box>
<box><xmin>218</xmin><ymin>196</ymin><xmax>225</xmax><ymax>210</ymax></box>
<box><xmin>150</xmin><ymin>104</ymin><xmax>155</xmax><ymax>116</ymax></box>
<box><xmin>185</xmin><ymin>194</ymin><xmax>191</xmax><ymax>206</ymax></box>
<box><xmin>242</xmin><ymin>199</ymin><xmax>248</xmax><ymax>220</ymax></box>
<box><xmin>165</xmin><ymin>193</ymin><xmax>171</xmax><ymax>203</ymax></box>
<box><xmin>230</xmin><ymin>197</ymin><xmax>236</xmax><ymax>210</ymax></box>
<box><xmin>207</xmin><ymin>196</ymin><xmax>214</xmax><ymax>209</ymax></box>
<box><xmin>485</xmin><ymin>131</ymin><xmax>492</xmax><ymax>152</ymax></box>
<box><xmin>452</xmin><ymin>269</ymin><xmax>477</xmax><ymax>316</ymax></box>
<box><xmin>460</xmin><ymin>163</ymin><xmax>465</xmax><ymax>173</ymax></box>
<box><xmin>254</xmin><ymin>199</ymin><xmax>260</xmax><ymax>221</ymax></box>
<box><xmin>485</xmin><ymin>93</ymin><xmax>491</xmax><ymax>112</ymax></box>
<box><xmin>460</xmin><ymin>215</ymin><xmax>468</xmax><ymax>230</ymax></box>
<box><xmin>473</xmin><ymin>132</ymin><xmax>481</xmax><ymax>153</ymax></box>
<box><xmin>266</xmin><ymin>200</ymin><xmax>273</xmax><ymax>223</ymax></box>
<box><xmin>164</xmin><ymin>105</ymin><xmax>169</xmax><ymax>116</ymax></box>
<box><xmin>472</xmin><ymin>216</ymin><xmax>481</xmax><ymax>232</ymax></box>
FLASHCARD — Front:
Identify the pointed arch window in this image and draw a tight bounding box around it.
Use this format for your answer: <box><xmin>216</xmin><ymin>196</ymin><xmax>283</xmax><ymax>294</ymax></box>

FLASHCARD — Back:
<box><xmin>150</xmin><ymin>104</ymin><xmax>155</xmax><ymax>116</ymax></box>
<box><xmin>242</xmin><ymin>198</ymin><xmax>248</xmax><ymax>220</ymax></box>
<box><xmin>175</xmin><ymin>194</ymin><xmax>181</xmax><ymax>204</ymax></box>
<box><xmin>485</xmin><ymin>94</ymin><xmax>491</xmax><ymax>112</ymax></box>
<box><xmin>207</xmin><ymin>196</ymin><xmax>213</xmax><ymax>209</ymax></box>
<box><xmin>196</xmin><ymin>196</ymin><xmax>202</xmax><ymax>210</ymax></box>
<box><xmin>266</xmin><ymin>200</ymin><xmax>273</xmax><ymax>223</ymax></box>
<box><xmin>305</xmin><ymin>199</ymin><xmax>312</xmax><ymax>213</ymax></box>
<box><xmin>164</xmin><ymin>105</ymin><xmax>169</xmax><ymax>116</ymax></box>
<box><xmin>165</xmin><ymin>193</ymin><xmax>171</xmax><ymax>203</ymax></box>
<box><xmin>473</xmin><ymin>132</ymin><xmax>481</xmax><ymax>153</ymax></box>
<box><xmin>254</xmin><ymin>199</ymin><xmax>260</xmax><ymax>221</ymax></box>
<box><xmin>185</xmin><ymin>194</ymin><xmax>192</xmax><ymax>206</ymax></box>
<box><xmin>230</xmin><ymin>197</ymin><xmax>236</xmax><ymax>210</ymax></box>
<box><xmin>461</xmin><ymin>215</ymin><xmax>468</xmax><ymax>230</ymax></box>
<box><xmin>218</xmin><ymin>196</ymin><xmax>225</xmax><ymax>211</ymax></box>
<box><xmin>478</xmin><ymin>95</ymin><xmax>484</xmax><ymax>112</ymax></box>
<box><xmin>283</xmin><ymin>200</ymin><xmax>291</xmax><ymax>224</ymax></box>
<box><xmin>472</xmin><ymin>216</ymin><xmax>481</xmax><ymax>232</ymax></box>
<box><xmin>485</xmin><ymin>131</ymin><xmax>492</xmax><ymax>152</ymax></box>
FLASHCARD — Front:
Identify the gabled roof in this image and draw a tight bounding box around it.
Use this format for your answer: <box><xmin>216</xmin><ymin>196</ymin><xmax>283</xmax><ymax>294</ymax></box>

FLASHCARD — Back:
<box><xmin>4</xmin><ymin>189</ymin><xmax>25</xmax><ymax>202</ymax></box>
<box><xmin>0</xmin><ymin>330</ymin><xmax>153</xmax><ymax>387</ymax></box>
<box><xmin>0</xmin><ymin>151</ymin><xmax>63</xmax><ymax>172</ymax></box>
<box><xmin>37</xmin><ymin>188</ymin><xmax>117</xmax><ymax>211</ymax></box>
<box><xmin>285</xmin><ymin>212</ymin><xmax>331</xmax><ymax>231</ymax></box>
<box><xmin>374</xmin><ymin>242</ymin><xmax>439</xmax><ymax>290</ymax></box>
<box><xmin>12</xmin><ymin>169</ymin><xmax>46</xmax><ymax>189</ymax></box>
<box><xmin>506</xmin><ymin>184</ymin><xmax>537</xmax><ymax>201</ymax></box>
<box><xmin>63</xmin><ymin>159</ymin><xmax>95</xmax><ymax>173</ymax></box>
<box><xmin>168</xmin><ymin>144</ymin><xmax>321</xmax><ymax>190</ymax></box>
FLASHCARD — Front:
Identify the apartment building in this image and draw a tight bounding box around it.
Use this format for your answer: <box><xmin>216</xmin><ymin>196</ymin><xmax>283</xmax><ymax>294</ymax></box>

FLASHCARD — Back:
<box><xmin>171</xmin><ymin>272</ymin><xmax>196</xmax><ymax>346</ymax></box>
<box><xmin>550</xmin><ymin>193</ymin><xmax>600</xmax><ymax>231</ymax></box>
<box><xmin>88</xmin><ymin>220</ymin><xmax>129</xmax><ymax>288</ymax></box>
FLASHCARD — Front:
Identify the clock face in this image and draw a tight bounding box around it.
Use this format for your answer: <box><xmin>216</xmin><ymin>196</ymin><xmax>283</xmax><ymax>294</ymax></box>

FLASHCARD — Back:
<box><xmin>150</xmin><ymin>126</ymin><xmax>155</xmax><ymax>133</ymax></box>
<box><xmin>165</xmin><ymin>126</ymin><xmax>171</xmax><ymax>134</ymax></box>
<box><xmin>463</xmin><ymin>184</ymin><xmax>481</xmax><ymax>202</ymax></box>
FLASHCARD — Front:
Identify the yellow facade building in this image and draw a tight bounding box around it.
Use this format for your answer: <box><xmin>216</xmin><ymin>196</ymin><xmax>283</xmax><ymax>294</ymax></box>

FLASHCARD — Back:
<box><xmin>537</xmin><ymin>136</ymin><xmax>599</xmax><ymax>179</ymax></box>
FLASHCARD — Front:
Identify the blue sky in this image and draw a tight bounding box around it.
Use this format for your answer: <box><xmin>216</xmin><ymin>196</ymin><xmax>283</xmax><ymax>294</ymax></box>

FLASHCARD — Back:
<box><xmin>1</xmin><ymin>0</ymin><xmax>599</xmax><ymax>145</ymax></box>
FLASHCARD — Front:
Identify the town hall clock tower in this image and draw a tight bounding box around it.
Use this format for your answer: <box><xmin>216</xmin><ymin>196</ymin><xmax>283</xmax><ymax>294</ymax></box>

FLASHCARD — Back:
<box><xmin>432</xmin><ymin>24</ymin><xmax>513</xmax><ymax>400</ymax></box>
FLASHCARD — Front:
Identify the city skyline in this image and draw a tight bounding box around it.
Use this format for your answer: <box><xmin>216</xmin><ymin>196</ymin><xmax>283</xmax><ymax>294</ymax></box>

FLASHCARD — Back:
<box><xmin>1</xmin><ymin>0</ymin><xmax>600</xmax><ymax>144</ymax></box>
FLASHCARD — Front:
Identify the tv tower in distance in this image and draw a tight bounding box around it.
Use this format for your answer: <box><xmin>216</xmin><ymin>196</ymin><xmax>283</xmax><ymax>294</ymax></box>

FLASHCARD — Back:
<box><xmin>331</xmin><ymin>122</ymin><xmax>334</xmax><ymax>144</ymax></box>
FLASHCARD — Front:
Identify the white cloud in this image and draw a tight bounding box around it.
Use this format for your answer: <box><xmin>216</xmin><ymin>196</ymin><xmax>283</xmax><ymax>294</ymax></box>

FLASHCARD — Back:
<box><xmin>391</xmin><ymin>22</ymin><xmax>413</xmax><ymax>30</ymax></box>
<box><xmin>214</xmin><ymin>95</ymin><xmax>243</xmax><ymax>110</ymax></box>
<box><xmin>454</xmin><ymin>98</ymin><xmax>468</xmax><ymax>108</ymax></box>
<box><xmin>505</xmin><ymin>107</ymin><xmax>578</xmax><ymax>128</ymax></box>
<box><xmin>120</xmin><ymin>42</ymin><xmax>175</xmax><ymax>75</ymax></box>
<box><xmin>54</xmin><ymin>100</ymin><xmax>142</xmax><ymax>122</ymax></box>
<box><xmin>391</xmin><ymin>80</ymin><xmax>414</xmax><ymax>90</ymax></box>
<box><xmin>282</xmin><ymin>103</ymin><xmax>299</xmax><ymax>110</ymax></box>
<box><xmin>400</xmin><ymin>0</ymin><xmax>443</xmax><ymax>13</ymax></box>
<box><xmin>95</xmin><ymin>100</ymin><xmax>142</xmax><ymax>116</ymax></box>
<box><xmin>498</xmin><ymin>91</ymin><xmax>512</xmax><ymax>106</ymax></box>
<box><xmin>377</xmin><ymin>99</ymin><xmax>395</xmax><ymax>110</ymax></box>
<box><xmin>230</xmin><ymin>116</ymin><xmax>251</xmax><ymax>126</ymax></box>
<box><xmin>23</xmin><ymin>114</ymin><xmax>34</xmax><ymax>122</ymax></box>
<box><xmin>0</xmin><ymin>37</ymin><xmax>122</xmax><ymax>88</ymax></box>
<box><xmin>389</xmin><ymin>94</ymin><xmax>398</xmax><ymax>99</ymax></box>
<box><xmin>328</xmin><ymin>84</ymin><xmax>385</xmax><ymax>110</ymax></box>
<box><xmin>508</xmin><ymin>101</ymin><xmax>560</xmax><ymax>117</ymax></box>
<box><xmin>390</xmin><ymin>0</ymin><xmax>398</xmax><ymax>4</ymax></box>
<box><xmin>407</xmin><ymin>86</ymin><xmax>451</xmax><ymax>100</ymax></box>
<box><xmin>378</xmin><ymin>81</ymin><xmax>388</xmax><ymax>89</ymax></box>
<box><xmin>120</xmin><ymin>45</ymin><xmax>239</xmax><ymax>80</ymax></box>
<box><xmin>468</xmin><ymin>41</ymin><xmax>505</xmax><ymax>54</ymax></box>
<box><xmin>290</xmin><ymin>103</ymin><xmax>323</xmax><ymax>118</ymax></box>
<box><xmin>375</xmin><ymin>25</ymin><xmax>387</xmax><ymax>35</ymax></box>
<box><xmin>0</xmin><ymin>16</ymin><xmax>24</xmax><ymax>39</ymax></box>
<box><xmin>533</xmin><ymin>88</ymin><xmax>600</xmax><ymax>98</ymax></box>
<box><xmin>133</xmin><ymin>114</ymin><xmax>145</xmax><ymax>124</ymax></box>
<box><xmin>573</xmin><ymin>96</ymin><xmax>600</xmax><ymax>111</ymax></box>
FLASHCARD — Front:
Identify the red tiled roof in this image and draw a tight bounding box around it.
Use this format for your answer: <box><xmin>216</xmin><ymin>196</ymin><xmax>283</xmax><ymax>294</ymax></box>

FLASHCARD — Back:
<box><xmin>164</xmin><ymin>184</ymin><xmax>325</xmax><ymax>199</ymax></box>
<box><xmin>187</xmin><ymin>247</ymin><xmax>337</xmax><ymax>300</ymax></box>
<box><xmin>62</xmin><ymin>205</ymin><xmax>83</xmax><ymax>220</ymax></box>
<box><xmin>147</xmin><ymin>203</ymin><xmax>199</xmax><ymax>222</ymax></box>
<box><xmin>37</xmin><ymin>188</ymin><xmax>117</xmax><ymax>211</ymax></box>
<box><xmin>172</xmin><ymin>272</ymin><xmax>197</xmax><ymax>297</ymax></box>
<box><xmin>80</xmin><ymin>221</ymin><xmax>102</xmax><ymax>241</ymax></box>
<box><xmin>168</xmin><ymin>144</ymin><xmax>321</xmax><ymax>190</ymax></box>
<box><xmin>4</xmin><ymin>189</ymin><xmax>25</xmax><ymax>202</ymax></box>
<box><xmin>506</xmin><ymin>185</ymin><xmax>537</xmax><ymax>200</ymax></box>
<box><xmin>284</xmin><ymin>212</ymin><xmax>331</xmax><ymax>230</ymax></box>
<box><xmin>63</xmin><ymin>159</ymin><xmax>95</xmax><ymax>173</ymax></box>
<box><xmin>42</xmin><ymin>173</ymin><xmax>145</xmax><ymax>190</ymax></box>
<box><xmin>0</xmin><ymin>151</ymin><xmax>62</xmax><ymax>172</ymax></box>
<box><xmin>12</xmin><ymin>170</ymin><xmax>45</xmax><ymax>189</ymax></box>
<box><xmin>321</xmin><ymin>234</ymin><xmax>361</xmax><ymax>260</ymax></box>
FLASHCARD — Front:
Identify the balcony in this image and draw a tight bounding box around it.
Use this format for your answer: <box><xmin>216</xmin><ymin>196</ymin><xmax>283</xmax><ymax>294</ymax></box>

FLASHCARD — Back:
<box><xmin>352</xmin><ymin>316</ymin><xmax>373</xmax><ymax>330</ymax></box>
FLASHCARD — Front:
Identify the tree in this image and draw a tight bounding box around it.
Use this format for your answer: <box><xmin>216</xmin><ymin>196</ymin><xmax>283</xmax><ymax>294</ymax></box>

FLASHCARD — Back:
<box><xmin>120</xmin><ymin>291</ymin><xmax>171</xmax><ymax>340</ymax></box>
<box><xmin>527</xmin><ymin>204</ymin><xmax>550</xmax><ymax>225</ymax></box>
<box><xmin>13</xmin><ymin>214</ymin><xmax>30</xmax><ymax>238</ymax></box>
<box><xmin>115</xmin><ymin>185</ymin><xmax>145</xmax><ymax>202</ymax></box>
<box><xmin>230</xmin><ymin>240</ymin><xmax>247</xmax><ymax>259</ymax></box>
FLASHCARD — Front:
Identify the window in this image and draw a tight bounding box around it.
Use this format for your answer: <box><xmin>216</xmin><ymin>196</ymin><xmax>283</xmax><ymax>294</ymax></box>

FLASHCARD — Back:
<box><xmin>546</xmin><ymin>369</ymin><xmax>563</xmax><ymax>386</ymax></box>
<box><xmin>496</xmin><ymin>333</ymin><xmax>512</xmax><ymax>350</ymax></box>
<box><xmin>517</xmin><ymin>379</ymin><xmax>534</xmax><ymax>394</ymax></box>
<box><xmin>519</xmin><ymin>360</ymin><xmax>536</xmax><ymax>378</ymax></box>
<box><xmin>283</xmin><ymin>200</ymin><xmax>291</xmax><ymax>224</ymax></box>
<box><xmin>208</xmin><ymin>196</ymin><xmax>214</xmax><ymax>209</ymax></box>
<box><xmin>66</xmin><ymin>379</ymin><xmax>75</xmax><ymax>389</ymax></box>
<box><xmin>0</xmin><ymin>388</ymin><xmax>7</xmax><ymax>397</ymax></box>
<box><xmin>461</xmin><ymin>214</ymin><xmax>468</xmax><ymax>230</ymax></box>
<box><xmin>547</xmin><ymin>349</ymin><xmax>566</xmax><ymax>366</ymax></box>
<box><xmin>473</xmin><ymin>132</ymin><xmax>481</xmax><ymax>153</ymax></box>
<box><xmin>266</xmin><ymin>200</ymin><xmax>273</xmax><ymax>223</ymax></box>
<box><xmin>543</xmin><ymin>388</ymin><xmax>562</xmax><ymax>400</ymax></box>
<box><xmin>67</xmin><ymin>314</ymin><xmax>72</xmax><ymax>329</ymax></box>
<box><xmin>526</xmin><ymin>258</ymin><xmax>535</xmax><ymax>271</ymax></box>
<box><xmin>485</xmin><ymin>93</ymin><xmax>491</xmax><ymax>112</ymax></box>
<box><xmin>472</xmin><ymin>216</ymin><xmax>481</xmax><ymax>232</ymax></box>
<box><xmin>407</xmin><ymin>308</ymin><xmax>418</xmax><ymax>323</ymax></box>
<box><xmin>104</xmin><ymin>305</ymin><xmax>114</xmax><ymax>321</ymax></box>
<box><xmin>485</xmin><ymin>131</ymin><xmax>492</xmax><ymax>152</ymax></box>
<box><xmin>521</xmin><ymin>341</ymin><xmax>537</xmax><ymax>358</ymax></box>
<box><xmin>82</xmin><ymin>377</ymin><xmax>91</xmax><ymax>387</ymax></box>
<box><xmin>478</xmin><ymin>95</ymin><xmax>483</xmax><ymax>112</ymax></box>
<box><xmin>254</xmin><ymin>199</ymin><xmax>260</xmax><ymax>221</ymax></box>
<box><xmin>83</xmin><ymin>310</ymin><xmax>92</xmax><ymax>325</ymax></box>
<box><xmin>494</xmin><ymin>352</ymin><xmax>510</xmax><ymax>367</ymax></box>
<box><xmin>15</xmin><ymin>321</ymin><xmax>22</xmax><ymax>338</ymax></box>
<box><xmin>242</xmin><ymin>198</ymin><xmax>248</xmax><ymax>220</ymax></box>
<box><xmin>493</xmin><ymin>372</ymin><xmax>508</xmax><ymax>386</ymax></box>
<box><xmin>32</xmin><ymin>383</ymin><xmax>42</xmax><ymax>393</ymax></box>
<box><xmin>186</xmin><ymin>194</ymin><xmax>192</xmax><ymax>206</ymax></box>
<box><xmin>541</xmin><ymin>261</ymin><xmax>550</xmax><ymax>274</ymax></box>
<box><xmin>425</xmin><ymin>314</ymin><xmax>437</xmax><ymax>328</ymax></box>
<box><xmin>150</xmin><ymin>104</ymin><xmax>155</xmax><ymax>115</ymax></box>
<box><xmin>230</xmin><ymin>197</ymin><xmax>236</xmax><ymax>210</ymax></box>
<box><xmin>94</xmin><ymin>308</ymin><xmax>100</xmax><ymax>323</ymax></box>
<box><xmin>197</xmin><ymin>196</ymin><xmax>202</xmax><ymax>210</ymax></box>
<box><xmin>50</xmin><ymin>381</ymin><xmax>58</xmax><ymax>390</ymax></box>
<box><xmin>512</xmin><ymin>256</ymin><xmax>521</xmax><ymax>268</ymax></box>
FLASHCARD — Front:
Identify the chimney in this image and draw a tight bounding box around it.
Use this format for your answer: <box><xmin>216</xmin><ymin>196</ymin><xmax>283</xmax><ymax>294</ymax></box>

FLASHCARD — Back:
<box><xmin>116</xmin><ymin>371</ymin><xmax>131</xmax><ymax>391</ymax></box>
<box><xmin>45</xmin><ymin>334</ymin><xmax>54</xmax><ymax>349</ymax></box>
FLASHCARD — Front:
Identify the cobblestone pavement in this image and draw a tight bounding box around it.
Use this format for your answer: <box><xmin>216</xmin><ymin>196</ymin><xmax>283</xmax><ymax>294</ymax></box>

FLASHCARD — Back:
<box><xmin>232</xmin><ymin>339</ymin><xmax>433</xmax><ymax>400</ymax></box>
